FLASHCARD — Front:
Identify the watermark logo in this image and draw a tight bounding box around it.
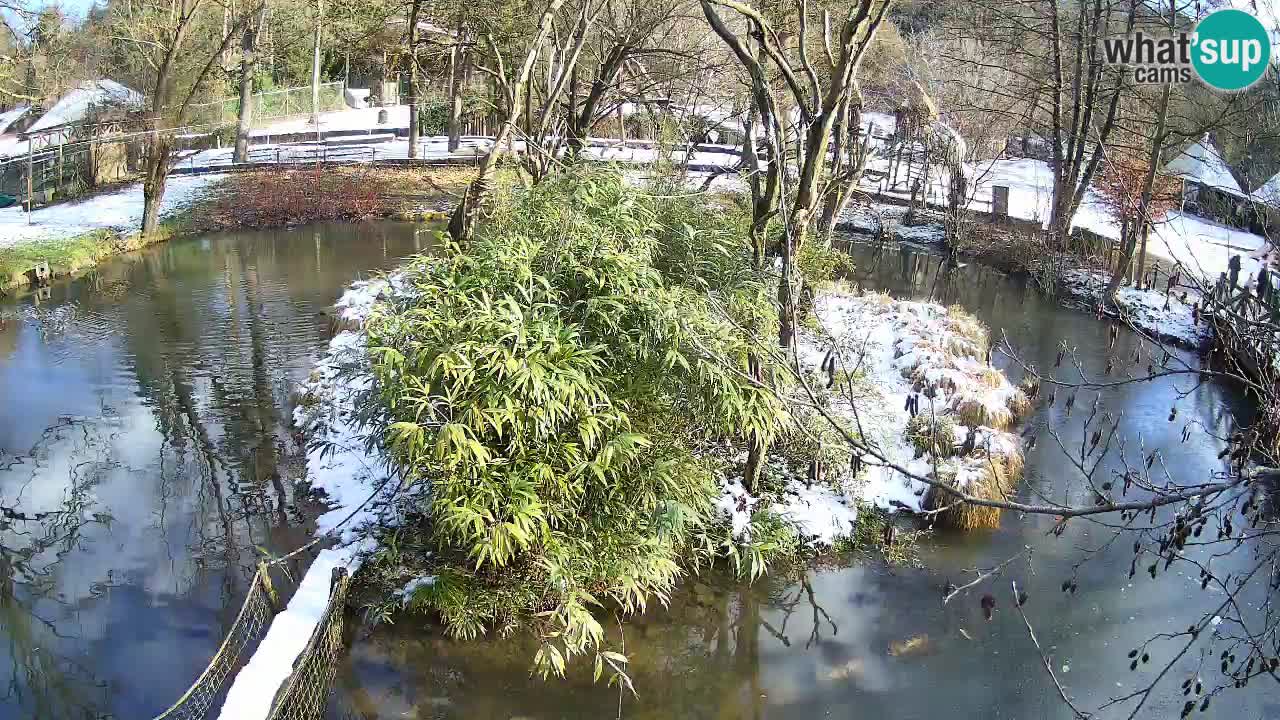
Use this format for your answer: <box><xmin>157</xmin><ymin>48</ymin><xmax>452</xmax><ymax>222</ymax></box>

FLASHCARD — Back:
<box><xmin>1102</xmin><ymin>8</ymin><xmax>1273</xmax><ymax>91</ymax></box>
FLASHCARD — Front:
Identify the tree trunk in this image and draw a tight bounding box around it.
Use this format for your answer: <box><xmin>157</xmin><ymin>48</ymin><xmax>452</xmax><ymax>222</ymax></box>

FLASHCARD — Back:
<box><xmin>142</xmin><ymin>134</ymin><xmax>171</xmax><ymax>237</ymax></box>
<box><xmin>371</xmin><ymin>52</ymin><xmax>386</xmax><ymax>106</ymax></box>
<box><xmin>745</xmin><ymin>429</ymin><xmax>764</xmax><ymax>494</ymax></box>
<box><xmin>1135</xmin><ymin>222</ymin><xmax>1151</xmax><ymax>287</ymax></box>
<box><xmin>407</xmin><ymin>0</ymin><xmax>422</xmax><ymax>159</ymax></box>
<box><xmin>311</xmin><ymin>0</ymin><xmax>322</xmax><ymax>135</ymax></box>
<box><xmin>446</xmin><ymin>17</ymin><xmax>465</xmax><ymax>152</ymax></box>
<box><xmin>233</xmin><ymin>19</ymin><xmax>260</xmax><ymax>164</ymax></box>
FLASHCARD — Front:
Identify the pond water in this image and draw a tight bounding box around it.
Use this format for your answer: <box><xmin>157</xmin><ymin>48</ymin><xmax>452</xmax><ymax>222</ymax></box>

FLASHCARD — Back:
<box><xmin>0</xmin><ymin>222</ymin><xmax>434</xmax><ymax>719</ymax></box>
<box><xmin>331</xmin><ymin>239</ymin><xmax>1275</xmax><ymax>720</ymax></box>
<box><xmin>0</xmin><ymin>228</ymin><xmax>1270</xmax><ymax>720</ymax></box>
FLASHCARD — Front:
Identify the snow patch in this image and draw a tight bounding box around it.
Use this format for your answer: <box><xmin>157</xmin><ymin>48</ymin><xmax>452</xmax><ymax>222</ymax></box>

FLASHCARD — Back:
<box><xmin>0</xmin><ymin>105</ymin><xmax>30</xmax><ymax>135</ymax></box>
<box><xmin>0</xmin><ymin>174</ymin><xmax>223</xmax><ymax>249</ymax></box>
<box><xmin>714</xmin><ymin>291</ymin><xmax>1026</xmax><ymax>540</ymax></box>
<box><xmin>397</xmin><ymin>575</ymin><xmax>437</xmax><ymax>605</ymax></box>
<box><xmin>808</xmin><ymin>292</ymin><xmax>1026</xmax><ymax>511</ymax></box>
<box><xmin>1058</xmin><ymin>269</ymin><xmax>1212</xmax><ymax>349</ymax></box>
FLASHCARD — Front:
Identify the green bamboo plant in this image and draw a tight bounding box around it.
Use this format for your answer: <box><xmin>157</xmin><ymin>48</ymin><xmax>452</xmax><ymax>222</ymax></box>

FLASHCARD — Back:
<box><xmin>364</xmin><ymin>170</ymin><xmax>792</xmax><ymax>678</ymax></box>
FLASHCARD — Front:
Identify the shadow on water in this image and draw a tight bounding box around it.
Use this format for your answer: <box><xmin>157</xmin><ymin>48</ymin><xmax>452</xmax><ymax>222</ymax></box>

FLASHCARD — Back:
<box><xmin>333</xmin><ymin>238</ymin><xmax>1275</xmax><ymax>720</ymax></box>
<box><xmin>0</xmin><ymin>222</ymin><xmax>436</xmax><ymax>719</ymax></box>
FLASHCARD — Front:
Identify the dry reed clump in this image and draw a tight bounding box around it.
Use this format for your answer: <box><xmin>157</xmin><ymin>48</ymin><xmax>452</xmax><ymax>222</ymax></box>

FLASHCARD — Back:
<box><xmin>923</xmin><ymin>448</ymin><xmax>1025</xmax><ymax>530</ymax></box>
<box><xmin>953</xmin><ymin>397</ymin><xmax>1014</xmax><ymax>432</ymax></box>
<box><xmin>863</xmin><ymin>291</ymin><xmax>895</xmax><ymax>308</ymax></box>
<box><xmin>1007</xmin><ymin>388</ymin><xmax>1033</xmax><ymax>421</ymax></box>
<box><xmin>866</xmin><ymin>294</ymin><xmax>1031</xmax><ymax>530</ymax></box>
<box><xmin>979</xmin><ymin>367</ymin><xmax>1005</xmax><ymax>388</ymax></box>
<box><xmin>945</xmin><ymin>305</ymin><xmax>988</xmax><ymax>351</ymax></box>
<box><xmin>905</xmin><ymin>414</ymin><xmax>957</xmax><ymax>457</ymax></box>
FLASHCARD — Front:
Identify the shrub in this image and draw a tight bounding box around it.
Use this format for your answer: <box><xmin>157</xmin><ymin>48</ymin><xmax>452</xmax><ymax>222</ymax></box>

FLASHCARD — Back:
<box><xmin>798</xmin><ymin>240</ymin><xmax>856</xmax><ymax>289</ymax></box>
<box><xmin>365</xmin><ymin>170</ymin><xmax>790</xmax><ymax>677</ymax></box>
<box><xmin>416</xmin><ymin>91</ymin><xmax>490</xmax><ymax>135</ymax></box>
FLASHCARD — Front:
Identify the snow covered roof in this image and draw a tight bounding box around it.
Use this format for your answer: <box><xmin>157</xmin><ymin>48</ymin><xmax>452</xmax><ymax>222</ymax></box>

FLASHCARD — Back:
<box><xmin>25</xmin><ymin>80</ymin><xmax>144</xmax><ymax>135</ymax></box>
<box><xmin>0</xmin><ymin>106</ymin><xmax>30</xmax><ymax>135</ymax></box>
<box><xmin>386</xmin><ymin>17</ymin><xmax>454</xmax><ymax>36</ymax></box>
<box><xmin>1253</xmin><ymin>170</ymin><xmax>1280</xmax><ymax>208</ymax></box>
<box><xmin>1163</xmin><ymin>133</ymin><xmax>1246</xmax><ymax>198</ymax></box>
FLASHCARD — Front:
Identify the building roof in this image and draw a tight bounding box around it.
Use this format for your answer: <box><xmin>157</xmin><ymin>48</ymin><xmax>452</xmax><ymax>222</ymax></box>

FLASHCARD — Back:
<box><xmin>0</xmin><ymin>106</ymin><xmax>31</xmax><ymax>135</ymax></box>
<box><xmin>1163</xmin><ymin>133</ymin><xmax>1246</xmax><ymax>198</ymax></box>
<box><xmin>25</xmin><ymin>80</ymin><xmax>144</xmax><ymax>135</ymax></box>
<box><xmin>1252</xmin><ymin>169</ymin><xmax>1280</xmax><ymax>208</ymax></box>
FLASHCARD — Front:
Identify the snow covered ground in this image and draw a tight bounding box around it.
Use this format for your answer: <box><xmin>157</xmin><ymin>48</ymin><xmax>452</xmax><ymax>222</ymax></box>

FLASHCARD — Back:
<box><xmin>1058</xmin><ymin>269</ymin><xmax>1212</xmax><ymax>349</ymax></box>
<box><xmin>7</xmin><ymin>105</ymin><xmax>1264</xmax><ymax>303</ymax></box>
<box><xmin>217</xmin><ymin>278</ymin><xmax>403</xmax><ymax>720</ymax></box>
<box><xmin>176</xmin><ymin>136</ymin><xmax>493</xmax><ymax>168</ymax></box>
<box><xmin>960</xmin><ymin>158</ymin><xmax>1269</xmax><ymax>283</ymax></box>
<box><xmin>0</xmin><ymin>131</ymin><xmax>739</xmax><ymax>253</ymax></box>
<box><xmin>849</xmin><ymin>155</ymin><xmax>1271</xmax><ymax>284</ymax></box>
<box><xmin>715</xmin><ymin>290</ymin><xmax>1028</xmax><ymax>541</ymax></box>
<box><xmin>1145</xmin><ymin>213</ymin><xmax>1269</xmax><ymax>286</ymax></box>
<box><xmin>252</xmin><ymin>106</ymin><xmax>410</xmax><ymax>138</ymax></box>
<box><xmin>0</xmin><ymin>174</ymin><xmax>223</xmax><ymax>248</ymax></box>
<box><xmin>174</xmin><ymin>135</ymin><xmax>741</xmax><ymax>170</ymax></box>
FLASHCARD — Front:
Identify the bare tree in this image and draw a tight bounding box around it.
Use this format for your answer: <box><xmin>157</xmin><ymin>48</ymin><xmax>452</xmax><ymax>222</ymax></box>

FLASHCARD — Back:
<box><xmin>110</xmin><ymin>0</ymin><xmax>265</xmax><ymax>236</ymax></box>
<box><xmin>447</xmin><ymin>0</ymin><xmax>570</xmax><ymax>243</ymax></box>
<box><xmin>562</xmin><ymin>0</ymin><xmax>684</xmax><ymax>156</ymax></box>
<box><xmin>701</xmin><ymin>0</ymin><xmax>891</xmax><ymax>346</ymax></box>
<box><xmin>233</xmin><ymin>4</ymin><xmax>270</xmax><ymax>164</ymax></box>
<box><xmin>937</xmin><ymin>0</ymin><xmax>1136</xmax><ymax>247</ymax></box>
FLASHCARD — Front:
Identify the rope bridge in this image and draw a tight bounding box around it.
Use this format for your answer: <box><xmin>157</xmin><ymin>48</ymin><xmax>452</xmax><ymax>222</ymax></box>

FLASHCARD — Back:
<box><xmin>150</xmin><ymin>561</ymin><xmax>352</xmax><ymax>720</ymax></box>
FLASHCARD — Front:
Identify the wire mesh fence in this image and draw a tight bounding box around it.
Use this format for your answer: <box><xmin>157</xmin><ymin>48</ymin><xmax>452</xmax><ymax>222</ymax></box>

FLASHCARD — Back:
<box><xmin>150</xmin><ymin>563</ymin><xmax>280</xmax><ymax>720</ymax></box>
<box><xmin>265</xmin><ymin>567</ymin><xmax>352</xmax><ymax>720</ymax></box>
<box><xmin>188</xmin><ymin>82</ymin><xmax>347</xmax><ymax>129</ymax></box>
<box><xmin>146</xmin><ymin>560</ymin><xmax>354</xmax><ymax>720</ymax></box>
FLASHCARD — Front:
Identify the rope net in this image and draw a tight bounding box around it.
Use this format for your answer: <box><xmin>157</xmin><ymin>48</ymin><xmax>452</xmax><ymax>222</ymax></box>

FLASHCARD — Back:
<box><xmin>151</xmin><ymin>565</ymin><xmax>278</xmax><ymax>720</ymax></box>
<box><xmin>266</xmin><ymin>567</ymin><xmax>353</xmax><ymax>720</ymax></box>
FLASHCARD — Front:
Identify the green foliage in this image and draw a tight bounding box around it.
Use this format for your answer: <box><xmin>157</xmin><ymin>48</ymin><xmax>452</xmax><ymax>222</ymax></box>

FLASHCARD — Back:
<box><xmin>797</xmin><ymin>240</ymin><xmax>855</xmax><ymax>290</ymax></box>
<box><xmin>365</xmin><ymin>169</ymin><xmax>789</xmax><ymax>677</ymax></box>
<box><xmin>837</xmin><ymin>505</ymin><xmax>926</xmax><ymax>568</ymax></box>
<box><xmin>774</xmin><ymin>407</ymin><xmax>856</xmax><ymax>478</ymax></box>
<box><xmin>416</xmin><ymin>92</ymin><xmax>490</xmax><ymax>135</ymax></box>
<box><xmin>739</xmin><ymin>509</ymin><xmax>801</xmax><ymax>580</ymax></box>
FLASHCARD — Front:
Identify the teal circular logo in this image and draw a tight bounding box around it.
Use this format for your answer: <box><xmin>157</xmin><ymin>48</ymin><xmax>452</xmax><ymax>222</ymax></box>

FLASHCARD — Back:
<box><xmin>1192</xmin><ymin>9</ymin><xmax>1272</xmax><ymax>91</ymax></box>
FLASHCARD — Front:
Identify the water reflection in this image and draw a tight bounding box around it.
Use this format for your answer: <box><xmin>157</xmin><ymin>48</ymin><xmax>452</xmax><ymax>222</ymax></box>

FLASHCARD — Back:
<box><xmin>0</xmin><ymin>222</ymin><xmax>435</xmax><ymax>719</ymax></box>
<box><xmin>335</xmin><ymin>238</ymin><xmax>1272</xmax><ymax>720</ymax></box>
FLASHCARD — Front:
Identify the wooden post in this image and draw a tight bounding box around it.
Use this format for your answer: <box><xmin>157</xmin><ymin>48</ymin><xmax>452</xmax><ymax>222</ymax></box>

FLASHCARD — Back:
<box><xmin>992</xmin><ymin>185</ymin><xmax>1010</xmax><ymax>219</ymax></box>
<box><xmin>26</xmin><ymin>140</ymin><xmax>33</xmax><ymax>223</ymax></box>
